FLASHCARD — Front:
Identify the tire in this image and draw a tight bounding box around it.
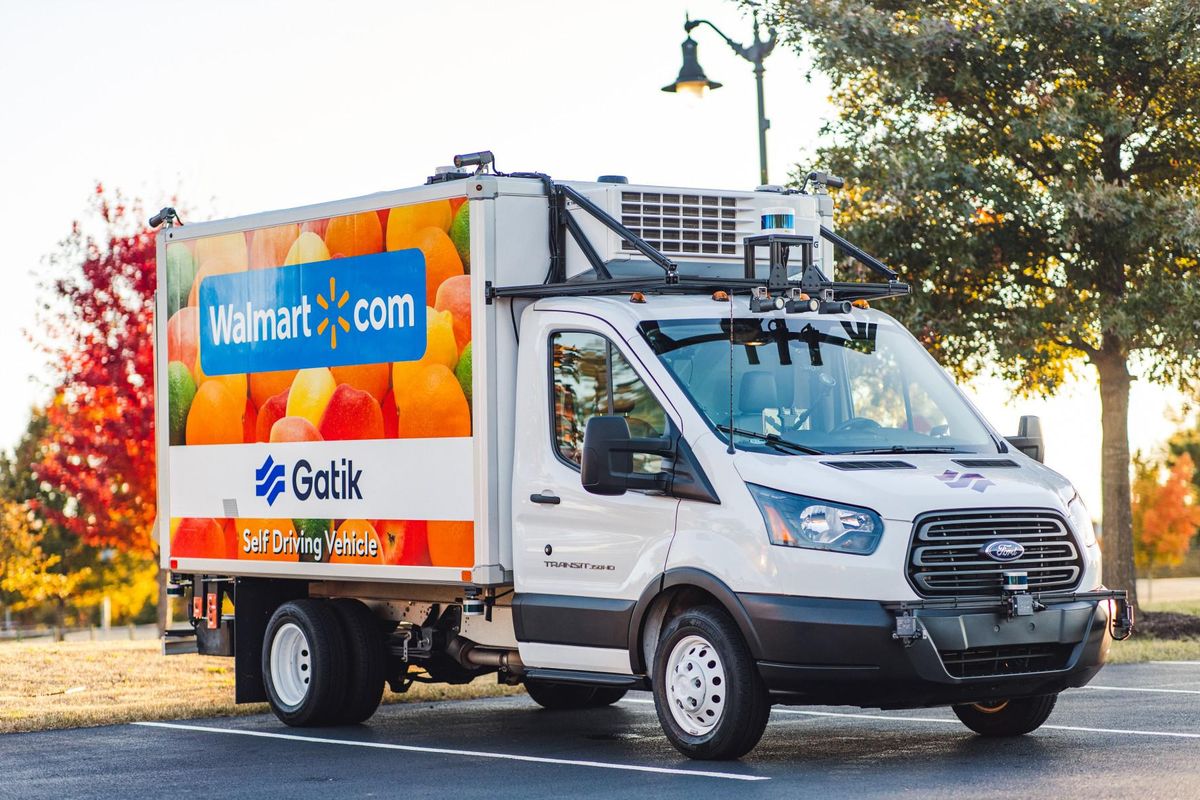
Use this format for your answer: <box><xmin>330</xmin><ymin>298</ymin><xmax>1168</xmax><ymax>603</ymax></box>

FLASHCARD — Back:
<box><xmin>652</xmin><ymin>605</ymin><xmax>770</xmax><ymax>760</ymax></box>
<box><xmin>525</xmin><ymin>679</ymin><xmax>599</xmax><ymax>710</ymax></box>
<box><xmin>262</xmin><ymin>599</ymin><xmax>348</xmax><ymax>727</ymax></box>
<box><xmin>589</xmin><ymin>687</ymin><xmax>629</xmax><ymax>707</ymax></box>
<box><xmin>328</xmin><ymin>599</ymin><xmax>386</xmax><ymax>725</ymax></box>
<box><xmin>952</xmin><ymin>694</ymin><xmax>1058</xmax><ymax>736</ymax></box>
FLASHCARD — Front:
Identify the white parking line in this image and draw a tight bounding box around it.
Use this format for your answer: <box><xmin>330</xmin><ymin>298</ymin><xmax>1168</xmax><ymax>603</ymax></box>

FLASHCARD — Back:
<box><xmin>1151</xmin><ymin>661</ymin><xmax>1200</xmax><ymax>666</ymax></box>
<box><xmin>619</xmin><ymin>698</ymin><xmax>1200</xmax><ymax>740</ymax></box>
<box><xmin>1082</xmin><ymin>685</ymin><xmax>1200</xmax><ymax>696</ymax></box>
<box><xmin>131</xmin><ymin>721</ymin><xmax>769</xmax><ymax>782</ymax></box>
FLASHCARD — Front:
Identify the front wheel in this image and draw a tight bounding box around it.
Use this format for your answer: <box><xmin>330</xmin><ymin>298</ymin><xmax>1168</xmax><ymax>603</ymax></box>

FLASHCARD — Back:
<box><xmin>652</xmin><ymin>605</ymin><xmax>770</xmax><ymax>760</ymax></box>
<box><xmin>952</xmin><ymin>694</ymin><xmax>1058</xmax><ymax>736</ymax></box>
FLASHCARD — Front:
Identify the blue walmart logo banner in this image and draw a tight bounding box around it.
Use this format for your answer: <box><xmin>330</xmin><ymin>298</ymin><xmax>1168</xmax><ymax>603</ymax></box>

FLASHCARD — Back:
<box><xmin>198</xmin><ymin>249</ymin><xmax>427</xmax><ymax>376</ymax></box>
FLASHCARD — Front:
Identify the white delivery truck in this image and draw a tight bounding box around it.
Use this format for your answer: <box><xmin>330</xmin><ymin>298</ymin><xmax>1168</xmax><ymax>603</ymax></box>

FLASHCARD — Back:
<box><xmin>154</xmin><ymin>152</ymin><xmax>1131</xmax><ymax>760</ymax></box>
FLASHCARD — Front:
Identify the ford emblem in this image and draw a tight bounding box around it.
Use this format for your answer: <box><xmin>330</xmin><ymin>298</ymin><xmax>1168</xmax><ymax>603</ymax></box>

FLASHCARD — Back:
<box><xmin>981</xmin><ymin>540</ymin><xmax>1025</xmax><ymax>562</ymax></box>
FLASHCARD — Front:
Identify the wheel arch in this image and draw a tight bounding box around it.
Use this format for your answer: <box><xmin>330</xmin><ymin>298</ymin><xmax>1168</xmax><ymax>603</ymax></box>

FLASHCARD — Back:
<box><xmin>627</xmin><ymin>568</ymin><xmax>764</xmax><ymax>675</ymax></box>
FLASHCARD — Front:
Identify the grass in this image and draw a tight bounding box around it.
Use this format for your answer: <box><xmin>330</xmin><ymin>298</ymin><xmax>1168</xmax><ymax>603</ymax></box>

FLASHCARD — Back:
<box><xmin>1143</xmin><ymin>599</ymin><xmax>1200</xmax><ymax>618</ymax></box>
<box><xmin>0</xmin><ymin>639</ymin><xmax>521</xmax><ymax>735</ymax></box>
<box><xmin>1103</xmin><ymin>597</ymin><xmax>1200</xmax><ymax>664</ymax></box>
<box><xmin>1107</xmin><ymin>636</ymin><xmax>1200</xmax><ymax>664</ymax></box>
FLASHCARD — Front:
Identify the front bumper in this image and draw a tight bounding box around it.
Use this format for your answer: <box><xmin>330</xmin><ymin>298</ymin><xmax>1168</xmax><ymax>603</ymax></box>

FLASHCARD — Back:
<box><xmin>740</xmin><ymin>590</ymin><xmax>1124</xmax><ymax>710</ymax></box>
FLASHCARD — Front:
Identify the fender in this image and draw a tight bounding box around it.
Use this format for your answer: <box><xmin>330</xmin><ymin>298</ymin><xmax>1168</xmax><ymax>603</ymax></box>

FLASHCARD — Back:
<box><xmin>626</xmin><ymin>567</ymin><xmax>765</xmax><ymax>673</ymax></box>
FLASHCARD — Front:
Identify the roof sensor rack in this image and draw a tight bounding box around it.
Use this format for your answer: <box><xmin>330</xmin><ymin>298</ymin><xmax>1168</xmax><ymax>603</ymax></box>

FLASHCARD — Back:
<box><xmin>489</xmin><ymin>174</ymin><xmax>909</xmax><ymax>308</ymax></box>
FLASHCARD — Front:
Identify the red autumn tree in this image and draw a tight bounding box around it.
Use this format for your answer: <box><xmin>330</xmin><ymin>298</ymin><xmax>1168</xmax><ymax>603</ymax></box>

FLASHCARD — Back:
<box><xmin>1133</xmin><ymin>452</ymin><xmax>1200</xmax><ymax>600</ymax></box>
<box><xmin>34</xmin><ymin>185</ymin><xmax>158</xmax><ymax>556</ymax></box>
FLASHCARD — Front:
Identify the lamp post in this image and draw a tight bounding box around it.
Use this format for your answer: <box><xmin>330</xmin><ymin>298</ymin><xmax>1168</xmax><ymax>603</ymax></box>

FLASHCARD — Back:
<box><xmin>662</xmin><ymin>13</ymin><xmax>779</xmax><ymax>186</ymax></box>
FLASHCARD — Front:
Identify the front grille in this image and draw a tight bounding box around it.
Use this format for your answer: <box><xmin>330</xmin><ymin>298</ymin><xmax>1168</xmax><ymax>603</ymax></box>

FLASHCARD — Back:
<box><xmin>908</xmin><ymin>509</ymin><xmax>1082</xmax><ymax>597</ymax></box>
<box><xmin>619</xmin><ymin>191</ymin><xmax>753</xmax><ymax>257</ymax></box>
<box><xmin>940</xmin><ymin>644</ymin><xmax>1073</xmax><ymax>678</ymax></box>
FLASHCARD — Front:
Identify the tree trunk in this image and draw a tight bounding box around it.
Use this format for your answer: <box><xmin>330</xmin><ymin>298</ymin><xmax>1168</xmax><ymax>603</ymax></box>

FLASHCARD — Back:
<box><xmin>1094</xmin><ymin>350</ymin><xmax>1139</xmax><ymax>612</ymax></box>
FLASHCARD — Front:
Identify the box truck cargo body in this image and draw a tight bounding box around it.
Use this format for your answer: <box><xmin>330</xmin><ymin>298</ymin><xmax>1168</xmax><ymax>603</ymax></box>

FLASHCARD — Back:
<box><xmin>155</xmin><ymin>157</ymin><xmax>1131</xmax><ymax>759</ymax></box>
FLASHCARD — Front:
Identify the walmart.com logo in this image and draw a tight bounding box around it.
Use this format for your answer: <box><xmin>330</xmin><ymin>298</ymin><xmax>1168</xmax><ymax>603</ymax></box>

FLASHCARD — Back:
<box><xmin>197</xmin><ymin>250</ymin><xmax>428</xmax><ymax>376</ymax></box>
<box><xmin>255</xmin><ymin>455</ymin><xmax>286</xmax><ymax>506</ymax></box>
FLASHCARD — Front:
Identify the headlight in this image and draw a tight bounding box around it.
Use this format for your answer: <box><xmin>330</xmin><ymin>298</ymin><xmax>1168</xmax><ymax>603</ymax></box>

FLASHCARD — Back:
<box><xmin>1067</xmin><ymin>492</ymin><xmax>1097</xmax><ymax>547</ymax></box>
<box><xmin>747</xmin><ymin>484</ymin><xmax>884</xmax><ymax>555</ymax></box>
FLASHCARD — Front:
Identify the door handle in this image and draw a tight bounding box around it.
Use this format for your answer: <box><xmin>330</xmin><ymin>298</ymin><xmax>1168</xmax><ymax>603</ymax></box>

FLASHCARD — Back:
<box><xmin>530</xmin><ymin>492</ymin><xmax>560</xmax><ymax>505</ymax></box>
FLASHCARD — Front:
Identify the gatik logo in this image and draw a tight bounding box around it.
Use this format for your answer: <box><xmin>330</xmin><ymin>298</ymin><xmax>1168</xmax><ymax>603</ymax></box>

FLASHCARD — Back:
<box><xmin>935</xmin><ymin>469</ymin><xmax>995</xmax><ymax>493</ymax></box>
<box><xmin>254</xmin><ymin>455</ymin><xmax>363</xmax><ymax>506</ymax></box>
<box><xmin>255</xmin><ymin>455</ymin><xmax>286</xmax><ymax>506</ymax></box>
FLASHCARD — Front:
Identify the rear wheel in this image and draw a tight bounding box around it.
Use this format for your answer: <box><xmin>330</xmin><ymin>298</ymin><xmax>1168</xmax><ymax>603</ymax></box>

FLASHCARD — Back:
<box><xmin>952</xmin><ymin>694</ymin><xmax>1058</xmax><ymax>736</ymax></box>
<box><xmin>524</xmin><ymin>679</ymin><xmax>599</xmax><ymax>710</ymax></box>
<box><xmin>328</xmin><ymin>599</ymin><xmax>386</xmax><ymax>725</ymax></box>
<box><xmin>262</xmin><ymin>599</ymin><xmax>347</xmax><ymax>726</ymax></box>
<box><xmin>651</xmin><ymin>605</ymin><xmax>770</xmax><ymax>760</ymax></box>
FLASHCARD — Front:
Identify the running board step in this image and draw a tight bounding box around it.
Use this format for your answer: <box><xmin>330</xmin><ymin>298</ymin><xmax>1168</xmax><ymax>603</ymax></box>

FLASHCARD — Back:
<box><xmin>523</xmin><ymin>668</ymin><xmax>648</xmax><ymax>690</ymax></box>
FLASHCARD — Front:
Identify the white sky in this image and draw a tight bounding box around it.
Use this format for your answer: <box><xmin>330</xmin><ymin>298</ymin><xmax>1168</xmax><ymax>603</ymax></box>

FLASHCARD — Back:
<box><xmin>0</xmin><ymin>0</ymin><xmax>1189</xmax><ymax>512</ymax></box>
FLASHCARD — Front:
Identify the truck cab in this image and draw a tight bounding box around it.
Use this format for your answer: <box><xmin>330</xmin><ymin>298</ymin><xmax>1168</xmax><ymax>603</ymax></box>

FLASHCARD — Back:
<box><xmin>506</xmin><ymin>293</ymin><xmax>1117</xmax><ymax>756</ymax></box>
<box><xmin>156</xmin><ymin>157</ymin><xmax>1130</xmax><ymax>760</ymax></box>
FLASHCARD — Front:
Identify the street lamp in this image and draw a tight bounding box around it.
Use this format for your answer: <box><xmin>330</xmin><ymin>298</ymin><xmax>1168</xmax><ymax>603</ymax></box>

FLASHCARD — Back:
<box><xmin>662</xmin><ymin>13</ymin><xmax>779</xmax><ymax>186</ymax></box>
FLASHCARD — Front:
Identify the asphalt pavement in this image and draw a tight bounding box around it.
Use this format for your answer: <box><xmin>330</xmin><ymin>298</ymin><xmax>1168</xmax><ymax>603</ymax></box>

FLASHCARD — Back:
<box><xmin>3</xmin><ymin>662</ymin><xmax>1198</xmax><ymax>799</ymax></box>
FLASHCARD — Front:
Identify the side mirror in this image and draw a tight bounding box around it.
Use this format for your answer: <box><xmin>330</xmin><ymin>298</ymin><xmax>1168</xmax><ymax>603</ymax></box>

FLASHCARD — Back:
<box><xmin>1005</xmin><ymin>415</ymin><xmax>1045</xmax><ymax>463</ymax></box>
<box><xmin>580</xmin><ymin>416</ymin><xmax>673</xmax><ymax>496</ymax></box>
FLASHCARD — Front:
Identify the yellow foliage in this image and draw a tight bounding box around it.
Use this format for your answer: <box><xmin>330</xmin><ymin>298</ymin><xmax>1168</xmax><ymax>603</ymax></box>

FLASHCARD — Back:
<box><xmin>70</xmin><ymin>550</ymin><xmax>160</xmax><ymax>624</ymax></box>
<box><xmin>0</xmin><ymin>501</ymin><xmax>88</xmax><ymax>612</ymax></box>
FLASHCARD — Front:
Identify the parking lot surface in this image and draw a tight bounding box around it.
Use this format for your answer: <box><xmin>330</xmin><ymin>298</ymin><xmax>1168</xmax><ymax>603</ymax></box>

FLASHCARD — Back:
<box><xmin>2</xmin><ymin>662</ymin><xmax>1198</xmax><ymax>799</ymax></box>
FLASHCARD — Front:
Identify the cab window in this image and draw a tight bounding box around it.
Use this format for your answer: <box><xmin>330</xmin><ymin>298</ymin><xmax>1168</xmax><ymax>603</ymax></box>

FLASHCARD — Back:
<box><xmin>551</xmin><ymin>331</ymin><xmax>667</xmax><ymax>471</ymax></box>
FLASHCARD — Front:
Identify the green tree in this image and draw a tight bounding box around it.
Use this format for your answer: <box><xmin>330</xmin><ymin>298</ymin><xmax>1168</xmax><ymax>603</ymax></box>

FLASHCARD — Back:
<box><xmin>769</xmin><ymin>0</ymin><xmax>1200</xmax><ymax>609</ymax></box>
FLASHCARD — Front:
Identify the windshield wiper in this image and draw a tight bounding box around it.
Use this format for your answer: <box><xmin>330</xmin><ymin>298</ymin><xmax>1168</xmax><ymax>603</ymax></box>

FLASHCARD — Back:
<box><xmin>840</xmin><ymin>445</ymin><xmax>963</xmax><ymax>455</ymax></box>
<box><xmin>717</xmin><ymin>425</ymin><xmax>825</xmax><ymax>455</ymax></box>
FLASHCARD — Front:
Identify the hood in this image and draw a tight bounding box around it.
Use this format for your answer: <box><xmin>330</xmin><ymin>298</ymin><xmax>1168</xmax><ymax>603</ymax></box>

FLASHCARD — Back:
<box><xmin>733</xmin><ymin>451</ymin><xmax>1074</xmax><ymax>522</ymax></box>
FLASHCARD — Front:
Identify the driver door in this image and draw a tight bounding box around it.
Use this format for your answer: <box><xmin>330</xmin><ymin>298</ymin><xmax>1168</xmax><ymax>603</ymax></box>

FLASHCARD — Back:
<box><xmin>511</xmin><ymin>313</ymin><xmax>679</xmax><ymax>674</ymax></box>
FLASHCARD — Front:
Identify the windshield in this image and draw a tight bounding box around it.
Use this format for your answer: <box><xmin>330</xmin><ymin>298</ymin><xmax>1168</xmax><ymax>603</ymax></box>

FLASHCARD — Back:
<box><xmin>639</xmin><ymin>317</ymin><xmax>998</xmax><ymax>455</ymax></box>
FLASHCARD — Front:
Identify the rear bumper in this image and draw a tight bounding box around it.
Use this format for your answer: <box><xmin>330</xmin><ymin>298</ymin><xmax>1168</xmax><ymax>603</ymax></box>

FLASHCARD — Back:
<box><xmin>739</xmin><ymin>592</ymin><xmax>1114</xmax><ymax>709</ymax></box>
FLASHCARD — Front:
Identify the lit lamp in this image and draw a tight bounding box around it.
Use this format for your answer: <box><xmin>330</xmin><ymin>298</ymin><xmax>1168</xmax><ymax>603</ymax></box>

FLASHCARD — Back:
<box><xmin>661</xmin><ymin>35</ymin><xmax>722</xmax><ymax>100</ymax></box>
<box><xmin>661</xmin><ymin>14</ymin><xmax>778</xmax><ymax>185</ymax></box>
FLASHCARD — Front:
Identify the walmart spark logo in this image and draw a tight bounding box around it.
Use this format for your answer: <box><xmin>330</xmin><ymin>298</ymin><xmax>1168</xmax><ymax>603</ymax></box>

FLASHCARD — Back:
<box><xmin>197</xmin><ymin>250</ymin><xmax>428</xmax><ymax>376</ymax></box>
<box><xmin>255</xmin><ymin>455</ymin><xmax>286</xmax><ymax>506</ymax></box>
<box><xmin>316</xmin><ymin>276</ymin><xmax>351</xmax><ymax>350</ymax></box>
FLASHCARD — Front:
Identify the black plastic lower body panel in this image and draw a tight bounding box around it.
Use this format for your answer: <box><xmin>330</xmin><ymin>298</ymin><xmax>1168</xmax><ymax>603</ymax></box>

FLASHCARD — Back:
<box><xmin>513</xmin><ymin>593</ymin><xmax>635</xmax><ymax>649</ymax></box>
<box><xmin>739</xmin><ymin>592</ymin><xmax>1111</xmax><ymax>709</ymax></box>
